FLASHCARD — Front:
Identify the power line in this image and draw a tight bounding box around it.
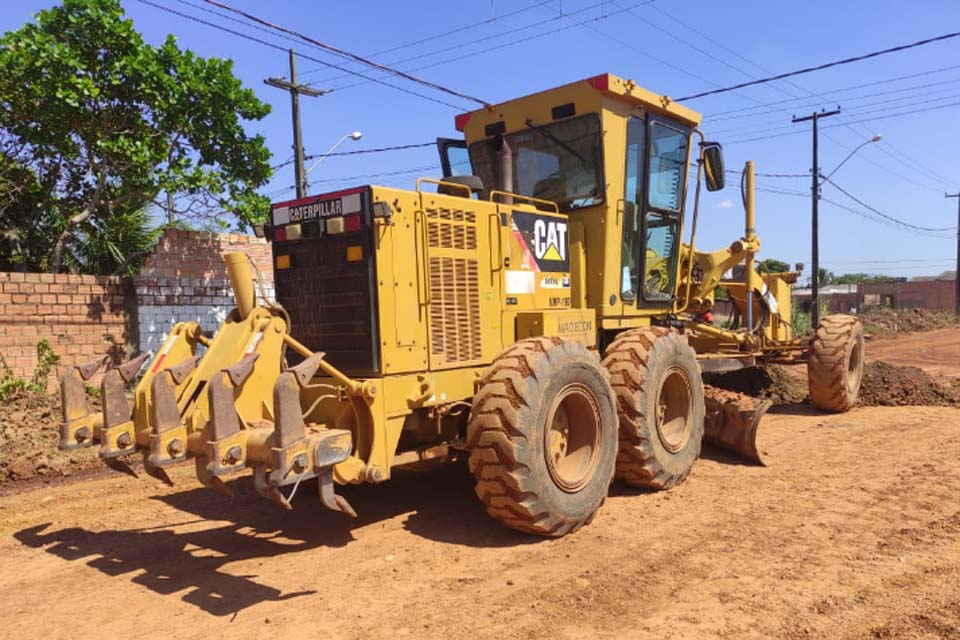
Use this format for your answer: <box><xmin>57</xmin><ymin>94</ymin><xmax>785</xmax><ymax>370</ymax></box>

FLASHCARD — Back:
<box><xmin>677</xmin><ymin>30</ymin><xmax>960</xmax><ymax>101</ymax></box>
<box><xmin>321</xmin><ymin>1</ymin><xmax>658</xmax><ymax>93</ymax></box>
<box><xmin>271</xmin><ymin>142</ymin><xmax>436</xmax><ymax>169</ymax></box>
<box><xmin>302</xmin><ymin>0</ymin><xmax>569</xmax><ymax>86</ymax></box>
<box><xmin>299</xmin><ymin>0</ymin><xmax>556</xmax><ymax>79</ymax></box>
<box><xmin>132</xmin><ymin>0</ymin><xmax>469</xmax><ymax>109</ymax></box>
<box><xmin>706</xmin><ymin>63</ymin><xmax>960</xmax><ymax>118</ymax></box>
<box><xmin>199</xmin><ymin>0</ymin><xmax>489</xmax><ymax>106</ymax></box>
<box><xmin>820</xmin><ymin>177</ymin><xmax>955</xmax><ymax>232</ymax></box>
<box><xmin>754</xmin><ymin>186</ymin><xmax>955</xmax><ymax>239</ymax></box>
<box><xmin>724</xmin><ymin>99</ymin><xmax>960</xmax><ymax>145</ymax></box>
<box><xmin>638</xmin><ymin>6</ymin><xmax>959</xmax><ymax>196</ymax></box>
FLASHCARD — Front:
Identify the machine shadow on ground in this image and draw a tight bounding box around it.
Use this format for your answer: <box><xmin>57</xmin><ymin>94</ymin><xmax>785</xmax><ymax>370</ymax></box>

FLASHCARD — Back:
<box><xmin>12</xmin><ymin>439</ymin><xmax>772</xmax><ymax>616</ymax></box>
<box><xmin>12</xmin><ymin>462</ymin><xmax>537</xmax><ymax>616</ymax></box>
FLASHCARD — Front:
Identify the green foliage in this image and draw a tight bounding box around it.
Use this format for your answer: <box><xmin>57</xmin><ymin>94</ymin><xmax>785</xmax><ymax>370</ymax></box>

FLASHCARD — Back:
<box><xmin>757</xmin><ymin>258</ymin><xmax>790</xmax><ymax>274</ymax></box>
<box><xmin>31</xmin><ymin>339</ymin><xmax>60</xmax><ymax>393</ymax></box>
<box><xmin>831</xmin><ymin>272</ymin><xmax>899</xmax><ymax>285</ymax></box>
<box><xmin>64</xmin><ymin>207</ymin><xmax>161</xmax><ymax>275</ymax></box>
<box><xmin>0</xmin><ymin>0</ymin><xmax>273</xmax><ymax>272</ymax></box>
<box><xmin>791</xmin><ymin>306</ymin><xmax>813</xmax><ymax>336</ymax></box>
<box><xmin>0</xmin><ymin>339</ymin><xmax>60</xmax><ymax>400</ymax></box>
<box><xmin>714</xmin><ymin>286</ymin><xmax>729</xmax><ymax>301</ymax></box>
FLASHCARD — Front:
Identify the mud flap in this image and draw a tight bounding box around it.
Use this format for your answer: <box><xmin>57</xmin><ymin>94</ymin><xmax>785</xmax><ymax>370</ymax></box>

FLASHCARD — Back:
<box><xmin>703</xmin><ymin>385</ymin><xmax>772</xmax><ymax>465</ymax></box>
<box><xmin>59</xmin><ymin>357</ymin><xmax>107</xmax><ymax>450</ymax></box>
<box><xmin>252</xmin><ymin>353</ymin><xmax>356</xmax><ymax>516</ymax></box>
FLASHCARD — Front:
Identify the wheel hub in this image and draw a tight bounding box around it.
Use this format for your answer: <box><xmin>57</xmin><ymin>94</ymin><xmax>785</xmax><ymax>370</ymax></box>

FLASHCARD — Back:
<box><xmin>545</xmin><ymin>383</ymin><xmax>602</xmax><ymax>493</ymax></box>
<box><xmin>656</xmin><ymin>366</ymin><xmax>694</xmax><ymax>453</ymax></box>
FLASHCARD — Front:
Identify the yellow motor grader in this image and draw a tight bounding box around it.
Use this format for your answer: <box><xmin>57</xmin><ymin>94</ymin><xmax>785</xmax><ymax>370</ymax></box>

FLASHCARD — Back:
<box><xmin>59</xmin><ymin>73</ymin><xmax>864</xmax><ymax>536</ymax></box>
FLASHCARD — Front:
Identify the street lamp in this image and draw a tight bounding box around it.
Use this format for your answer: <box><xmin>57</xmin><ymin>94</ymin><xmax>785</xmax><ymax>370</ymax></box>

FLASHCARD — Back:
<box><xmin>821</xmin><ymin>134</ymin><xmax>882</xmax><ymax>183</ymax></box>
<box><xmin>306</xmin><ymin>131</ymin><xmax>363</xmax><ymax>175</ymax></box>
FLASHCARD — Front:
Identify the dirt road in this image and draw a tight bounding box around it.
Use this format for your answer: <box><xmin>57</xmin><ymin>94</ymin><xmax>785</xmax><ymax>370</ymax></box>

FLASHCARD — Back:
<box><xmin>1</xmin><ymin>402</ymin><xmax>958</xmax><ymax>639</ymax></box>
<box><xmin>2</xmin><ymin>328</ymin><xmax>959</xmax><ymax>639</ymax></box>
<box><xmin>866</xmin><ymin>327</ymin><xmax>960</xmax><ymax>378</ymax></box>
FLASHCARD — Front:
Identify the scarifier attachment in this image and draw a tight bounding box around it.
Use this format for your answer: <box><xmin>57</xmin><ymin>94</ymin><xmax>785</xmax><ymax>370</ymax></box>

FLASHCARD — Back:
<box><xmin>59</xmin><ymin>357</ymin><xmax>107</xmax><ymax>449</ymax></box>
<box><xmin>252</xmin><ymin>353</ymin><xmax>356</xmax><ymax>515</ymax></box>
<box><xmin>98</xmin><ymin>353</ymin><xmax>151</xmax><ymax>458</ymax></box>
<box><xmin>141</xmin><ymin>355</ymin><xmax>200</xmax><ymax>485</ymax></box>
<box><xmin>702</xmin><ymin>385</ymin><xmax>772</xmax><ymax>465</ymax></box>
<box><xmin>195</xmin><ymin>355</ymin><xmax>260</xmax><ymax>497</ymax></box>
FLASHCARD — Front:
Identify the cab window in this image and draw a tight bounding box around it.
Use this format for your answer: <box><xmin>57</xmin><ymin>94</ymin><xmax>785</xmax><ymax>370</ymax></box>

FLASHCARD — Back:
<box><xmin>620</xmin><ymin>116</ymin><xmax>645</xmax><ymax>301</ymax></box>
<box><xmin>468</xmin><ymin>114</ymin><xmax>604</xmax><ymax>212</ymax></box>
<box><xmin>647</xmin><ymin>120</ymin><xmax>689</xmax><ymax>212</ymax></box>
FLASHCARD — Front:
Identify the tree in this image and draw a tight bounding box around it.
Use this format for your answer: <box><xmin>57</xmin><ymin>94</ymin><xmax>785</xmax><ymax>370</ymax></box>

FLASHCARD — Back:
<box><xmin>832</xmin><ymin>272</ymin><xmax>898</xmax><ymax>285</ymax></box>
<box><xmin>0</xmin><ymin>0</ymin><xmax>272</xmax><ymax>272</ymax></box>
<box><xmin>757</xmin><ymin>258</ymin><xmax>790</xmax><ymax>274</ymax></box>
<box><xmin>816</xmin><ymin>268</ymin><xmax>835</xmax><ymax>287</ymax></box>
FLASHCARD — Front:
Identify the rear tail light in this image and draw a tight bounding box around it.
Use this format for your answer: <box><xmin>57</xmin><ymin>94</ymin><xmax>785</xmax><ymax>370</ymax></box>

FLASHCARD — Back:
<box><xmin>326</xmin><ymin>214</ymin><xmax>362</xmax><ymax>235</ymax></box>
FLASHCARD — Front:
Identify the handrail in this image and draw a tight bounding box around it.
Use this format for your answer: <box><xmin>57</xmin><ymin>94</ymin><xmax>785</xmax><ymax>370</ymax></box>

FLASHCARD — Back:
<box><xmin>488</xmin><ymin>190</ymin><xmax>560</xmax><ymax>213</ymax></box>
<box><xmin>415</xmin><ymin>177</ymin><xmax>473</xmax><ymax>198</ymax></box>
<box><xmin>414</xmin><ymin>209</ymin><xmax>432</xmax><ymax>305</ymax></box>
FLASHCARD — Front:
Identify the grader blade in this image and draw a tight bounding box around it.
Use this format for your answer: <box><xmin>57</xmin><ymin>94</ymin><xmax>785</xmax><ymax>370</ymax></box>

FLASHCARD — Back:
<box><xmin>59</xmin><ymin>356</ymin><xmax>107</xmax><ymax>449</ymax></box>
<box><xmin>703</xmin><ymin>385</ymin><xmax>772</xmax><ymax>465</ymax></box>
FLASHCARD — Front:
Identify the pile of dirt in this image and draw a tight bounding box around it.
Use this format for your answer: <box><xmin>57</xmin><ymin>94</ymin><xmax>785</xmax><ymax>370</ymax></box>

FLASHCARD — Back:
<box><xmin>861</xmin><ymin>307</ymin><xmax>959</xmax><ymax>338</ymax></box>
<box><xmin>703</xmin><ymin>365</ymin><xmax>808</xmax><ymax>405</ymax></box>
<box><xmin>858</xmin><ymin>361</ymin><xmax>960</xmax><ymax>407</ymax></box>
<box><xmin>0</xmin><ymin>393</ymin><xmax>100</xmax><ymax>483</ymax></box>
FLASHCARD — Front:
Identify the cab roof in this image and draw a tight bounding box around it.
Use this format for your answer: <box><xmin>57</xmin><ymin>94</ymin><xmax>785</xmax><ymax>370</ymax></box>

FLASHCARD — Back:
<box><xmin>455</xmin><ymin>73</ymin><xmax>703</xmax><ymax>137</ymax></box>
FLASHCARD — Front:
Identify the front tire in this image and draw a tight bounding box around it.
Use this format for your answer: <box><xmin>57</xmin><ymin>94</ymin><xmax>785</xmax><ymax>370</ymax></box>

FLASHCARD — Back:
<box><xmin>467</xmin><ymin>338</ymin><xmax>618</xmax><ymax>537</ymax></box>
<box><xmin>808</xmin><ymin>314</ymin><xmax>864</xmax><ymax>412</ymax></box>
<box><xmin>602</xmin><ymin>327</ymin><xmax>705</xmax><ymax>489</ymax></box>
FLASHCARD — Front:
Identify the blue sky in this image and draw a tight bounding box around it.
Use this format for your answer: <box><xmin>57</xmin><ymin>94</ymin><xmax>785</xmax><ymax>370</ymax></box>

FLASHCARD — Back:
<box><xmin>2</xmin><ymin>0</ymin><xmax>959</xmax><ymax>279</ymax></box>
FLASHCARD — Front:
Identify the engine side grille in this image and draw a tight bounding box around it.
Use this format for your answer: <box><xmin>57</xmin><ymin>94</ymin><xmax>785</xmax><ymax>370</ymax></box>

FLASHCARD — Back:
<box><xmin>425</xmin><ymin>206</ymin><xmax>482</xmax><ymax>366</ymax></box>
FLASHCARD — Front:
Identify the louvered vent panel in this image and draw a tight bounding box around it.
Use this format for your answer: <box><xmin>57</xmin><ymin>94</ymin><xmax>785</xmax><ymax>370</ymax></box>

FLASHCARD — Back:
<box><xmin>425</xmin><ymin>206</ymin><xmax>482</xmax><ymax>365</ymax></box>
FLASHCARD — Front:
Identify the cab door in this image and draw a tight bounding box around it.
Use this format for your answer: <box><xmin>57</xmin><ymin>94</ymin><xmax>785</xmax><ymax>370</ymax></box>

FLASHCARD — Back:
<box><xmin>436</xmin><ymin>138</ymin><xmax>471</xmax><ymax>177</ymax></box>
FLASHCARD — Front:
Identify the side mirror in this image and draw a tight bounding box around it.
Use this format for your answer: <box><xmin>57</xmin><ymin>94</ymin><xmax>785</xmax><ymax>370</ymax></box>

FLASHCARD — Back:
<box><xmin>701</xmin><ymin>142</ymin><xmax>725</xmax><ymax>192</ymax></box>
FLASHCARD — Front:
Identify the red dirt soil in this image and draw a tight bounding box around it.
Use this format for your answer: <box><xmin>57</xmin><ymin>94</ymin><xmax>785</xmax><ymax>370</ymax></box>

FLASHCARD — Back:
<box><xmin>0</xmin><ymin>327</ymin><xmax>957</xmax><ymax>639</ymax></box>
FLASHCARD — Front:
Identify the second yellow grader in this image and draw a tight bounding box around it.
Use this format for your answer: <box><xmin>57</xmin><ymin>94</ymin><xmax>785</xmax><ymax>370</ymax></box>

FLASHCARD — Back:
<box><xmin>60</xmin><ymin>73</ymin><xmax>864</xmax><ymax>536</ymax></box>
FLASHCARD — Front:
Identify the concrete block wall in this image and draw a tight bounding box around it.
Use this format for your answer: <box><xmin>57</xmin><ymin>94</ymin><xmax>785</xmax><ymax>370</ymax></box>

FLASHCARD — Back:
<box><xmin>135</xmin><ymin>276</ymin><xmax>275</xmax><ymax>354</ymax></box>
<box><xmin>134</xmin><ymin>228</ymin><xmax>274</xmax><ymax>355</ymax></box>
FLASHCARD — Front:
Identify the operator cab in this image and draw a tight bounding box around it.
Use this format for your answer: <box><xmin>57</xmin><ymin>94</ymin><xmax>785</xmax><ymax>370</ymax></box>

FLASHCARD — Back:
<box><xmin>440</xmin><ymin>73</ymin><xmax>724</xmax><ymax>324</ymax></box>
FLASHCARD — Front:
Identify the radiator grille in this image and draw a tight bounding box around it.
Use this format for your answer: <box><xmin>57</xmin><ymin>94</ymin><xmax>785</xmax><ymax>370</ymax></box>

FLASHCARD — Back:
<box><xmin>425</xmin><ymin>206</ymin><xmax>482</xmax><ymax>365</ymax></box>
<box><xmin>274</xmin><ymin>227</ymin><xmax>379</xmax><ymax>375</ymax></box>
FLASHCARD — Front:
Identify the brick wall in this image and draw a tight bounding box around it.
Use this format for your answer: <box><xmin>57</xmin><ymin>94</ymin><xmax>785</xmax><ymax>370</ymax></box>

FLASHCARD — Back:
<box><xmin>139</xmin><ymin>228</ymin><xmax>273</xmax><ymax>280</ymax></box>
<box><xmin>0</xmin><ymin>227</ymin><xmax>273</xmax><ymax>383</ymax></box>
<box><xmin>0</xmin><ymin>272</ymin><xmax>129</xmax><ymax>380</ymax></box>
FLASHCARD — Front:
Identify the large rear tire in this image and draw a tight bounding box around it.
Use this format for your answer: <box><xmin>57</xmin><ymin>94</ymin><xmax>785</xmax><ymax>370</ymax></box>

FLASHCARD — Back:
<box><xmin>467</xmin><ymin>337</ymin><xmax>618</xmax><ymax>537</ymax></box>
<box><xmin>602</xmin><ymin>327</ymin><xmax>705</xmax><ymax>489</ymax></box>
<box><xmin>808</xmin><ymin>314</ymin><xmax>864</xmax><ymax>412</ymax></box>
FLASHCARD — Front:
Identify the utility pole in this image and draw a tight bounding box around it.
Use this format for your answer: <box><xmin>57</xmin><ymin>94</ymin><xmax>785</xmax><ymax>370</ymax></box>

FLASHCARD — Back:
<box><xmin>264</xmin><ymin>49</ymin><xmax>327</xmax><ymax>199</ymax></box>
<box><xmin>946</xmin><ymin>192</ymin><xmax>960</xmax><ymax>316</ymax></box>
<box><xmin>166</xmin><ymin>191</ymin><xmax>175</xmax><ymax>225</ymax></box>
<box><xmin>793</xmin><ymin>107</ymin><xmax>841</xmax><ymax>328</ymax></box>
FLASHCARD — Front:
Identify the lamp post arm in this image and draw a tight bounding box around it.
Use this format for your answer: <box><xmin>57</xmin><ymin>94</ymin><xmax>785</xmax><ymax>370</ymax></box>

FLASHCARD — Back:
<box><xmin>306</xmin><ymin>134</ymin><xmax>351</xmax><ymax>175</ymax></box>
